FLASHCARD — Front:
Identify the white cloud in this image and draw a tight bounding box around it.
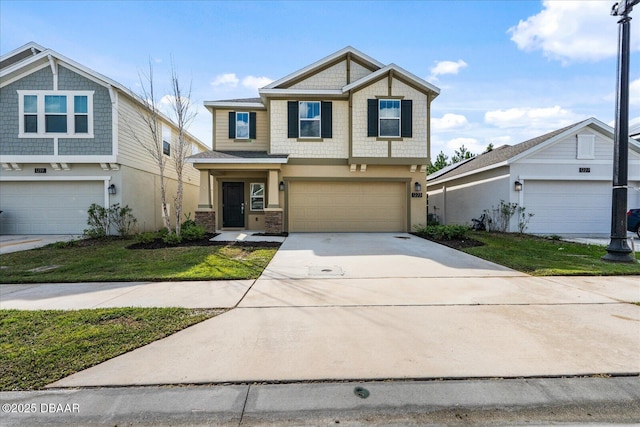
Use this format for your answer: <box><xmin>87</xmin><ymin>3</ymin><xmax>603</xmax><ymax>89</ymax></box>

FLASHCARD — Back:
<box><xmin>508</xmin><ymin>0</ymin><xmax>640</xmax><ymax>63</ymax></box>
<box><xmin>484</xmin><ymin>105</ymin><xmax>580</xmax><ymax>129</ymax></box>
<box><xmin>445</xmin><ymin>137</ymin><xmax>485</xmax><ymax>155</ymax></box>
<box><xmin>432</xmin><ymin>113</ymin><xmax>469</xmax><ymax>131</ymax></box>
<box><xmin>428</xmin><ymin>60</ymin><xmax>467</xmax><ymax>81</ymax></box>
<box><xmin>210</xmin><ymin>73</ymin><xmax>239</xmax><ymax>88</ymax></box>
<box><xmin>630</xmin><ymin>78</ymin><xmax>640</xmax><ymax>106</ymax></box>
<box><xmin>242</xmin><ymin>75</ymin><xmax>273</xmax><ymax>90</ymax></box>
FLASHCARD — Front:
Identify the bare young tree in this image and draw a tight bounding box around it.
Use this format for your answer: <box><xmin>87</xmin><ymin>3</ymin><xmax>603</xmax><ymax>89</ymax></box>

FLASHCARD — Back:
<box><xmin>167</xmin><ymin>60</ymin><xmax>197</xmax><ymax>237</ymax></box>
<box><xmin>124</xmin><ymin>59</ymin><xmax>172</xmax><ymax>233</ymax></box>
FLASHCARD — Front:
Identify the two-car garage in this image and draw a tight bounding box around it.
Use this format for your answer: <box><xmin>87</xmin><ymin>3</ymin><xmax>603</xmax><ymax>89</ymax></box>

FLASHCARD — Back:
<box><xmin>288</xmin><ymin>181</ymin><xmax>407</xmax><ymax>232</ymax></box>
<box><xmin>0</xmin><ymin>181</ymin><xmax>105</xmax><ymax>234</ymax></box>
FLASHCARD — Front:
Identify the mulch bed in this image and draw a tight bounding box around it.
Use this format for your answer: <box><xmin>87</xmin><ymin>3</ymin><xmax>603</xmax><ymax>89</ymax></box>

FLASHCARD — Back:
<box><xmin>126</xmin><ymin>233</ymin><xmax>282</xmax><ymax>250</ymax></box>
<box><xmin>410</xmin><ymin>232</ymin><xmax>484</xmax><ymax>250</ymax></box>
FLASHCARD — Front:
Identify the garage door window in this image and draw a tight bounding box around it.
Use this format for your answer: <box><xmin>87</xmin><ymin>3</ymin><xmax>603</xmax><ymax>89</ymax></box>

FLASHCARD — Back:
<box><xmin>18</xmin><ymin>90</ymin><xmax>94</xmax><ymax>138</ymax></box>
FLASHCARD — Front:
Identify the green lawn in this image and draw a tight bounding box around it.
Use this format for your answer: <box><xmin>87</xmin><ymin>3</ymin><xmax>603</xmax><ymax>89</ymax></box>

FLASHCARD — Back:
<box><xmin>0</xmin><ymin>308</ymin><xmax>223</xmax><ymax>391</ymax></box>
<box><xmin>463</xmin><ymin>232</ymin><xmax>640</xmax><ymax>276</ymax></box>
<box><xmin>0</xmin><ymin>239</ymin><xmax>277</xmax><ymax>283</ymax></box>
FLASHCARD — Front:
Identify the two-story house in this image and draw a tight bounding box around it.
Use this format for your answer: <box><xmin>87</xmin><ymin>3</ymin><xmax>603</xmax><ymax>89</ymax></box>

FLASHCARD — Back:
<box><xmin>189</xmin><ymin>47</ymin><xmax>440</xmax><ymax>234</ymax></box>
<box><xmin>0</xmin><ymin>42</ymin><xmax>208</xmax><ymax>235</ymax></box>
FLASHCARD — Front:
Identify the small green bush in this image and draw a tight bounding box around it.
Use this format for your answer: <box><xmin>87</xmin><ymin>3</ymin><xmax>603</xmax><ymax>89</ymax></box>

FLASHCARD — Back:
<box><xmin>136</xmin><ymin>232</ymin><xmax>159</xmax><ymax>244</ymax></box>
<box><xmin>181</xmin><ymin>223</ymin><xmax>205</xmax><ymax>241</ymax></box>
<box><xmin>414</xmin><ymin>224</ymin><xmax>471</xmax><ymax>240</ymax></box>
<box><xmin>162</xmin><ymin>232</ymin><xmax>182</xmax><ymax>245</ymax></box>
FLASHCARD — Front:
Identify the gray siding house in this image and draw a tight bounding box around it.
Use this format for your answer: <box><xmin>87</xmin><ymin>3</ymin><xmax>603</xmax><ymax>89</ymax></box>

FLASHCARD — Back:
<box><xmin>427</xmin><ymin>118</ymin><xmax>640</xmax><ymax>236</ymax></box>
<box><xmin>0</xmin><ymin>42</ymin><xmax>208</xmax><ymax>234</ymax></box>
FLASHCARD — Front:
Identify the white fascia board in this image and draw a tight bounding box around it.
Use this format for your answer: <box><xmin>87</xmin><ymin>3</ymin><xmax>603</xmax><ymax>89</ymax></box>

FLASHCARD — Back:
<box><xmin>204</xmin><ymin>101</ymin><xmax>265</xmax><ymax>109</ymax></box>
<box><xmin>343</xmin><ymin>64</ymin><xmax>441</xmax><ymax>96</ymax></box>
<box><xmin>428</xmin><ymin>161</ymin><xmax>509</xmax><ymax>186</ymax></box>
<box><xmin>0</xmin><ymin>155</ymin><xmax>118</xmax><ymax>163</ymax></box>
<box><xmin>263</xmin><ymin>46</ymin><xmax>385</xmax><ymax>90</ymax></box>
<box><xmin>187</xmin><ymin>157</ymin><xmax>289</xmax><ymax>164</ymax></box>
<box><xmin>259</xmin><ymin>88</ymin><xmax>345</xmax><ymax>97</ymax></box>
<box><xmin>0</xmin><ymin>42</ymin><xmax>46</xmax><ymax>62</ymax></box>
<box><xmin>0</xmin><ymin>175</ymin><xmax>110</xmax><ymax>182</ymax></box>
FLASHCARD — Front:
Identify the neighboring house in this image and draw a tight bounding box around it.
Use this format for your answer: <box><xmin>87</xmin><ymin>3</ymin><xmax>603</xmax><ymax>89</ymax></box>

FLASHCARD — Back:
<box><xmin>427</xmin><ymin>118</ymin><xmax>640</xmax><ymax>236</ymax></box>
<box><xmin>189</xmin><ymin>46</ymin><xmax>440</xmax><ymax>233</ymax></box>
<box><xmin>0</xmin><ymin>42</ymin><xmax>208</xmax><ymax>234</ymax></box>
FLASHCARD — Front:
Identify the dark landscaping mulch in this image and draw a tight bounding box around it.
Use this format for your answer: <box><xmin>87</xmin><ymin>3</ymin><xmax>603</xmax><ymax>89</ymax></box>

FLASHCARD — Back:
<box><xmin>126</xmin><ymin>233</ymin><xmax>282</xmax><ymax>250</ymax></box>
<box><xmin>410</xmin><ymin>232</ymin><xmax>485</xmax><ymax>250</ymax></box>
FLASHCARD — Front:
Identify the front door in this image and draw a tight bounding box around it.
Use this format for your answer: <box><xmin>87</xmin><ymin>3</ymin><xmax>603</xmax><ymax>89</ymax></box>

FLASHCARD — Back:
<box><xmin>222</xmin><ymin>182</ymin><xmax>245</xmax><ymax>227</ymax></box>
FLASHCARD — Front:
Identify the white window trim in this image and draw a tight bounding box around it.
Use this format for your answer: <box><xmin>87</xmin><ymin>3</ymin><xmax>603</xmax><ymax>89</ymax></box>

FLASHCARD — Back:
<box><xmin>17</xmin><ymin>90</ymin><xmax>94</xmax><ymax>138</ymax></box>
<box><xmin>250</xmin><ymin>182</ymin><xmax>265</xmax><ymax>211</ymax></box>
<box><xmin>236</xmin><ymin>111</ymin><xmax>250</xmax><ymax>140</ymax></box>
<box><xmin>299</xmin><ymin>101</ymin><xmax>321</xmax><ymax>139</ymax></box>
<box><xmin>162</xmin><ymin>124</ymin><xmax>171</xmax><ymax>157</ymax></box>
<box><xmin>378</xmin><ymin>99</ymin><xmax>401</xmax><ymax>138</ymax></box>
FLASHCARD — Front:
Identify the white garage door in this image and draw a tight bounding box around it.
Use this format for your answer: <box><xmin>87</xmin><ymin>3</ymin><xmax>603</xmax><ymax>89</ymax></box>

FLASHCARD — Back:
<box><xmin>289</xmin><ymin>181</ymin><xmax>406</xmax><ymax>232</ymax></box>
<box><xmin>0</xmin><ymin>181</ymin><xmax>104</xmax><ymax>234</ymax></box>
<box><xmin>525</xmin><ymin>181</ymin><xmax>613</xmax><ymax>235</ymax></box>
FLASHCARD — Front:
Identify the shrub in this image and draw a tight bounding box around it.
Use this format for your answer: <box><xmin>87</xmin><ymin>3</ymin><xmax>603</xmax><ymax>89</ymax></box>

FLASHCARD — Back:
<box><xmin>181</xmin><ymin>223</ymin><xmax>205</xmax><ymax>241</ymax></box>
<box><xmin>162</xmin><ymin>232</ymin><xmax>182</xmax><ymax>245</ymax></box>
<box><xmin>84</xmin><ymin>203</ymin><xmax>138</xmax><ymax>238</ymax></box>
<box><xmin>84</xmin><ymin>204</ymin><xmax>110</xmax><ymax>238</ymax></box>
<box><xmin>110</xmin><ymin>204</ymin><xmax>137</xmax><ymax>237</ymax></box>
<box><xmin>414</xmin><ymin>224</ymin><xmax>471</xmax><ymax>240</ymax></box>
<box><xmin>136</xmin><ymin>231</ymin><xmax>159</xmax><ymax>244</ymax></box>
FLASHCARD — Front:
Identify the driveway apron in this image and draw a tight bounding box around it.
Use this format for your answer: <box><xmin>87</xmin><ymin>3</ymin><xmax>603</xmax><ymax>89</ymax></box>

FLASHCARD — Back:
<box><xmin>49</xmin><ymin>233</ymin><xmax>640</xmax><ymax>388</ymax></box>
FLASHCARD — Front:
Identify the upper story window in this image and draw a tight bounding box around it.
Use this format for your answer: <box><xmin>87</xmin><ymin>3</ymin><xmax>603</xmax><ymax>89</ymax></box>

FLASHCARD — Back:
<box><xmin>18</xmin><ymin>90</ymin><xmax>94</xmax><ymax>138</ymax></box>
<box><xmin>367</xmin><ymin>98</ymin><xmax>412</xmax><ymax>138</ymax></box>
<box><xmin>228</xmin><ymin>111</ymin><xmax>256</xmax><ymax>140</ymax></box>
<box><xmin>299</xmin><ymin>101</ymin><xmax>321</xmax><ymax>138</ymax></box>
<box><xmin>162</xmin><ymin>125</ymin><xmax>171</xmax><ymax>156</ymax></box>
<box><xmin>378</xmin><ymin>99</ymin><xmax>400</xmax><ymax>137</ymax></box>
<box><xmin>287</xmin><ymin>101</ymin><xmax>332</xmax><ymax>139</ymax></box>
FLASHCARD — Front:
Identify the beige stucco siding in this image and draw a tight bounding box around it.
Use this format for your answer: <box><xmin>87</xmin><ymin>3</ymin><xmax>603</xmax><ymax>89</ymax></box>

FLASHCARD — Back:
<box><xmin>214</xmin><ymin>109</ymin><xmax>269</xmax><ymax>151</ymax></box>
<box><xmin>289</xmin><ymin>61</ymin><xmax>347</xmax><ymax>90</ymax></box>
<box><xmin>269</xmin><ymin>100</ymin><xmax>349</xmax><ymax>158</ymax></box>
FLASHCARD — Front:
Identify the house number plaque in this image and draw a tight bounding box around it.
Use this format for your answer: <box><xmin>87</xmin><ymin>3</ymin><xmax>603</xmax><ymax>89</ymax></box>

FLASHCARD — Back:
<box><xmin>411</xmin><ymin>192</ymin><xmax>423</xmax><ymax>198</ymax></box>
<box><xmin>579</xmin><ymin>167</ymin><xmax>590</xmax><ymax>173</ymax></box>
<box><xmin>34</xmin><ymin>168</ymin><xmax>46</xmax><ymax>174</ymax></box>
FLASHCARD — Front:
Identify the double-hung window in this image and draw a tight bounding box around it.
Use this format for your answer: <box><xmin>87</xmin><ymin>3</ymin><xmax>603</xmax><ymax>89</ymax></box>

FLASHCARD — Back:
<box><xmin>162</xmin><ymin>125</ymin><xmax>171</xmax><ymax>156</ymax></box>
<box><xmin>250</xmin><ymin>183</ymin><xmax>265</xmax><ymax>211</ymax></box>
<box><xmin>18</xmin><ymin>90</ymin><xmax>94</xmax><ymax>138</ymax></box>
<box><xmin>228</xmin><ymin>111</ymin><xmax>256</xmax><ymax>140</ymax></box>
<box><xmin>298</xmin><ymin>101</ymin><xmax>321</xmax><ymax>138</ymax></box>
<box><xmin>236</xmin><ymin>112</ymin><xmax>250</xmax><ymax>139</ymax></box>
<box><xmin>378</xmin><ymin>99</ymin><xmax>401</xmax><ymax>137</ymax></box>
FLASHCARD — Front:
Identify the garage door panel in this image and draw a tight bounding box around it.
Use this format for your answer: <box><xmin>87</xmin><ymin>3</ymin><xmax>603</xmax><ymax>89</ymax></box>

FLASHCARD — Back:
<box><xmin>0</xmin><ymin>181</ymin><xmax>104</xmax><ymax>234</ymax></box>
<box><xmin>289</xmin><ymin>181</ymin><xmax>406</xmax><ymax>232</ymax></box>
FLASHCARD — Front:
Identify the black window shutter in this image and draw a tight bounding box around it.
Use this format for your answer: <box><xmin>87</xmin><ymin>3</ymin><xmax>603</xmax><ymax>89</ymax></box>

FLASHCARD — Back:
<box><xmin>321</xmin><ymin>101</ymin><xmax>332</xmax><ymax>138</ymax></box>
<box><xmin>228</xmin><ymin>112</ymin><xmax>236</xmax><ymax>139</ymax></box>
<box><xmin>249</xmin><ymin>112</ymin><xmax>257</xmax><ymax>139</ymax></box>
<box><xmin>367</xmin><ymin>99</ymin><xmax>378</xmax><ymax>137</ymax></box>
<box><xmin>401</xmin><ymin>100</ymin><xmax>412</xmax><ymax>138</ymax></box>
<box><xmin>287</xmin><ymin>101</ymin><xmax>298</xmax><ymax>138</ymax></box>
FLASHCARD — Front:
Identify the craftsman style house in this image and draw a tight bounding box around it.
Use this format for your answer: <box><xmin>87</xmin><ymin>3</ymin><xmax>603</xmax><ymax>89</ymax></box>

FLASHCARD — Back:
<box><xmin>0</xmin><ymin>42</ymin><xmax>208</xmax><ymax>234</ymax></box>
<box><xmin>190</xmin><ymin>47</ymin><xmax>440</xmax><ymax>233</ymax></box>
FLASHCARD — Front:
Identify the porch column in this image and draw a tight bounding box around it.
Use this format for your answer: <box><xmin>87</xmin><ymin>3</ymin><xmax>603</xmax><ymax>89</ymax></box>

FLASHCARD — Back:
<box><xmin>264</xmin><ymin>169</ymin><xmax>284</xmax><ymax>234</ymax></box>
<box><xmin>194</xmin><ymin>170</ymin><xmax>216</xmax><ymax>233</ymax></box>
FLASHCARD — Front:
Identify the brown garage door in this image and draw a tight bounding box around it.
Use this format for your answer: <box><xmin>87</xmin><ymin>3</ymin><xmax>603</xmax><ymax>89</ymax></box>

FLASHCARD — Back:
<box><xmin>288</xmin><ymin>181</ymin><xmax>406</xmax><ymax>232</ymax></box>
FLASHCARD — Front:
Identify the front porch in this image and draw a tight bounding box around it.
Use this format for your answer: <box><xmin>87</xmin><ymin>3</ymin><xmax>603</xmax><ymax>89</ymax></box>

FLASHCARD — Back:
<box><xmin>188</xmin><ymin>151</ymin><xmax>288</xmax><ymax>234</ymax></box>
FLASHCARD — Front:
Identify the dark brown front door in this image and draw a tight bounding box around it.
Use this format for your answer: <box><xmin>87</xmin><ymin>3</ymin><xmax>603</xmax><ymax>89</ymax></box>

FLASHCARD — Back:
<box><xmin>222</xmin><ymin>182</ymin><xmax>244</xmax><ymax>227</ymax></box>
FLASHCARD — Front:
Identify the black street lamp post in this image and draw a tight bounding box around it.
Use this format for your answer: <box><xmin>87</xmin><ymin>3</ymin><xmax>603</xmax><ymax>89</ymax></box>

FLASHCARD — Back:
<box><xmin>603</xmin><ymin>0</ymin><xmax>639</xmax><ymax>262</ymax></box>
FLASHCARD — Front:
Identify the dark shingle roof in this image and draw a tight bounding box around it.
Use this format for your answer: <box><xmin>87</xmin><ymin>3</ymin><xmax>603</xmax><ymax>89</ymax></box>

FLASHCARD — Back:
<box><xmin>213</xmin><ymin>97</ymin><xmax>262</xmax><ymax>103</ymax></box>
<box><xmin>188</xmin><ymin>150</ymin><xmax>288</xmax><ymax>161</ymax></box>
<box><xmin>429</xmin><ymin>120</ymin><xmax>588</xmax><ymax>182</ymax></box>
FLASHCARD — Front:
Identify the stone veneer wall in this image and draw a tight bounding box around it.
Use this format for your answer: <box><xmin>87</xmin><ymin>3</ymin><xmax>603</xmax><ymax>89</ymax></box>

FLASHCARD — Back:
<box><xmin>195</xmin><ymin>211</ymin><xmax>216</xmax><ymax>233</ymax></box>
<box><xmin>264</xmin><ymin>210</ymin><xmax>283</xmax><ymax>234</ymax></box>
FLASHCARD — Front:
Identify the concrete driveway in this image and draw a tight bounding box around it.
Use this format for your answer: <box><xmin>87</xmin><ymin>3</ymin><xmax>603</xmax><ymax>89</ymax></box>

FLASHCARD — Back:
<box><xmin>48</xmin><ymin>233</ymin><xmax>640</xmax><ymax>388</ymax></box>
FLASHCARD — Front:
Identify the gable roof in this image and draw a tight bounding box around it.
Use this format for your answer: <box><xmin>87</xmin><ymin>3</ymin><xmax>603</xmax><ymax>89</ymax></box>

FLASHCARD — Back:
<box><xmin>428</xmin><ymin>117</ymin><xmax>640</xmax><ymax>184</ymax></box>
<box><xmin>1</xmin><ymin>42</ymin><xmax>208</xmax><ymax>150</ymax></box>
<box><xmin>263</xmin><ymin>46</ymin><xmax>385</xmax><ymax>90</ymax></box>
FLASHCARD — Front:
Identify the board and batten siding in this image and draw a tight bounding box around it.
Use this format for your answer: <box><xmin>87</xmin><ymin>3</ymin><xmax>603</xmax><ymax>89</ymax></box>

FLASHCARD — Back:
<box><xmin>214</xmin><ymin>109</ymin><xmax>269</xmax><ymax>151</ymax></box>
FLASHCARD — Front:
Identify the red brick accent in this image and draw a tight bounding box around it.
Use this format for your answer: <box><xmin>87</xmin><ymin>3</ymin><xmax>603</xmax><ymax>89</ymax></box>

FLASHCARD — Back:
<box><xmin>264</xmin><ymin>210</ymin><xmax>283</xmax><ymax>234</ymax></box>
<box><xmin>194</xmin><ymin>210</ymin><xmax>216</xmax><ymax>233</ymax></box>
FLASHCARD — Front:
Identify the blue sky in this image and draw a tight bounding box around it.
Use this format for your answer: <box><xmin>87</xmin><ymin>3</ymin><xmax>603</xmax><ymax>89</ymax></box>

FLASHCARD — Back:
<box><xmin>2</xmin><ymin>0</ymin><xmax>639</xmax><ymax>157</ymax></box>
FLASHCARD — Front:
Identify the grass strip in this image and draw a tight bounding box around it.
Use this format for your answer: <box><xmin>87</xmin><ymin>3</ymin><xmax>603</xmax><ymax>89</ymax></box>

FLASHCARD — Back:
<box><xmin>0</xmin><ymin>307</ymin><xmax>223</xmax><ymax>390</ymax></box>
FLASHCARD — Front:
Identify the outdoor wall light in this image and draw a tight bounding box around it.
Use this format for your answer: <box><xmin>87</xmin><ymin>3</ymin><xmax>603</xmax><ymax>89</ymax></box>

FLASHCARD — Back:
<box><xmin>414</xmin><ymin>182</ymin><xmax>422</xmax><ymax>192</ymax></box>
<box><xmin>108</xmin><ymin>184</ymin><xmax>117</xmax><ymax>195</ymax></box>
<box><xmin>279</xmin><ymin>181</ymin><xmax>285</xmax><ymax>191</ymax></box>
<box><xmin>514</xmin><ymin>180</ymin><xmax>523</xmax><ymax>192</ymax></box>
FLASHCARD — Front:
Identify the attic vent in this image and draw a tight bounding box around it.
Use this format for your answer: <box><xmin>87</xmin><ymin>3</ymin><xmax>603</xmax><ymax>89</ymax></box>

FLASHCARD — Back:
<box><xmin>577</xmin><ymin>134</ymin><xmax>595</xmax><ymax>160</ymax></box>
